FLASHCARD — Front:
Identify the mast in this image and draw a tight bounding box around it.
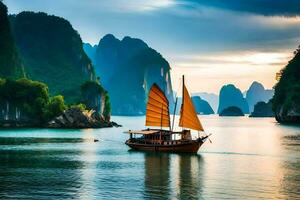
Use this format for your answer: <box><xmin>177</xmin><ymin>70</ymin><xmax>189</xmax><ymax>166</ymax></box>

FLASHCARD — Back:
<box><xmin>171</xmin><ymin>97</ymin><xmax>178</xmax><ymax>131</ymax></box>
<box><xmin>160</xmin><ymin>103</ymin><xmax>163</xmax><ymax>130</ymax></box>
<box><xmin>160</xmin><ymin>69</ymin><xmax>167</xmax><ymax>130</ymax></box>
<box><xmin>182</xmin><ymin>75</ymin><xmax>185</xmax><ymax>130</ymax></box>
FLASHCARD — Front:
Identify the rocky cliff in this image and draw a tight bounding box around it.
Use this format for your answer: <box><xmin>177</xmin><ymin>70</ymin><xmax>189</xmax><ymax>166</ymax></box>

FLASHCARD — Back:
<box><xmin>246</xmin><ymin>81</ymin><xmax>274</xmax><ymax>113</ymax></box>
<box><xmin>10</xmin><ymin>12</ymin><xmax>96</xmax><ymax>103</ymax></box>
<box><xmin>47</xmin><ymin>107</ymin><xmax>118</xmax><ymax>128</ymax></box>
<box><xmin>273</xmin><ymin>46</ymin><xmax>300</xmax><ymax>123</ymax></box>
<box><xmin>80</xmin><ymin>81</ymin><xmax>111</xmax><ymax>121</ymax></box>
<box><xmin>217</xmin><ymin>84</ymin><xmax>249</xmax><ymax>114</ymax></box>
<box><xmin>84</xmin><ymin>34</ymin><xmax>174</xmax><ymax>115</ymax></box>
<box><xmin>0</xmin><ymin>2</ymin><xmax>23</xmax><ymax>79</ymax></box>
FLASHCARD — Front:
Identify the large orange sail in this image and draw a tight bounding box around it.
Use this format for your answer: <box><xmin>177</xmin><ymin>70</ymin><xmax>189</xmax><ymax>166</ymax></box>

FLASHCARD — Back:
<box><xmin>179</xmin><ymin>82</ymin><xmax>204</xmax><ymax>131</ymax></box>
<box><xmin>145</xmin><ymin>84</ymin><xmax>170</xmax><ymax>127</ymax></box>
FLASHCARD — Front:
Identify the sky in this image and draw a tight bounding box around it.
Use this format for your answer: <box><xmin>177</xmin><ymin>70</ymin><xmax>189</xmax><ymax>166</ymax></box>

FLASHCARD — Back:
<box><xmin>4</xmin><ymin>0</ymin><xmax>300</xmax><ymax>94</ymax></box>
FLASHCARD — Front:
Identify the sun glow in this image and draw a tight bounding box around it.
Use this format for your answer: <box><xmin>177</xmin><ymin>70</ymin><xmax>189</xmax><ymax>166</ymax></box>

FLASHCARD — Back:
<box><xmin>170</xmin><ymin>51</ymin><xmax>292</xmax><ymax>94</ymax></box>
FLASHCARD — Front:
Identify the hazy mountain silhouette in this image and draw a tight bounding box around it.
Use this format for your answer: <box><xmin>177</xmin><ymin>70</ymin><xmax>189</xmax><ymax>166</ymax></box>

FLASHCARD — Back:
<box><xmin>218</xmin><ymin>84</ymin><xmax>249</xmax><ymax>114</ymax></box>
<box><xmin>84</xmin><ymin>34</ymin><xmax>174</xmax><ymax>115</ymax></box>
<box><xmin>191</xmin><ymin>96</ymin><xmax>214</xmax><ymax>115</ymax></box>
<box><xmin>246</xmin><ymin>81</ymin><xmax>274</xmax><ymax>112</ymax></box>
<box><xmin>174</xmin><ymin>96</ymin><xmax>214</xmax><ymax>115</ymax></box>
<box><xmin>193</xmin><ymin>92</ymin><xmax>219</xmax><ymax>113</ymax></box>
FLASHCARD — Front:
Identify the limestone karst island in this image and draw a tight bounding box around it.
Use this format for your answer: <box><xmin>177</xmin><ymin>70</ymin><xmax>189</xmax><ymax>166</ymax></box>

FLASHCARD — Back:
<box><xmin>0</xmin><ymin>1</ymin><xmax>300</xmax><ymax>199</ymax></box>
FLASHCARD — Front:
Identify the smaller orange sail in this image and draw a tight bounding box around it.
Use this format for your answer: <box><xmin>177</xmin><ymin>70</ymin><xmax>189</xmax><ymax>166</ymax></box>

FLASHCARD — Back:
<box><xmin>179</xmin><ymin>84</ymin><xmax>204</xmax><ymax>131</ymax></box>
<box><xmin>145</xmin><ymin>84</ymin><xmax>170</xmax><ymax>127</ymax></box>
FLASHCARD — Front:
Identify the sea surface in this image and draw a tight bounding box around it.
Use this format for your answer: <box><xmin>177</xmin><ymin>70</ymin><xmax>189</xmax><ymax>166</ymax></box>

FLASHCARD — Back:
<box><xmin>0</xmin><ymin>116</ymin><xmax>299</xmax><ymax>200</ymax></box>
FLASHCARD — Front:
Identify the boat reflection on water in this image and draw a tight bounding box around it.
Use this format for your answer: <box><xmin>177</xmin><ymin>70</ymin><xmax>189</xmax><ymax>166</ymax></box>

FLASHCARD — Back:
<box><xmin>177</xmin><ymin>154</ymin><xmax>204</xmax><ymax>199</ymax></box>
<box><xmin>144</xmin><ymin>153</ymin><xmax>170</xmax><ymax>199</ymax></box>
<box><xmin>143</xmin><ymin>152</ymin><xmax>204</xmax><ymax>199</ymax></box>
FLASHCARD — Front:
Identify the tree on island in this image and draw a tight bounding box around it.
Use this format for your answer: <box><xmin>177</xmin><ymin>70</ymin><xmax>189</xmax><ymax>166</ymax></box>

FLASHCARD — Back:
<box><xmin>0</xmin><ymin>78</ymin><xmax>66</xmax><ymax>124</ymax></box>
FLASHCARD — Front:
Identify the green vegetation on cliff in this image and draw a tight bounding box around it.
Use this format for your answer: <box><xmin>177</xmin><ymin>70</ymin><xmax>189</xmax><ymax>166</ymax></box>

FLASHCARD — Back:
<box><xmin>0</xmin><ymin>3</ymin><xmax>111</xmax><ymax>125</ymax></box>
<box><xmin>273</xmin><ymin>46</ymin><xmax>300</xmax><ymax>119</ymax></box>
<box><xmin>0</xmin><ymin>78</ymin><xmax>66</xmax><ymax>123</ymax></box>
<box><xmin>10</xmin><ymin>11</ymin><xmax>96</xmax><ymax>103</ymax></box>
<box><xmin>0</xmin><ymin>2</ymin><xmax>23</xmax><ymax>78</ymax></box>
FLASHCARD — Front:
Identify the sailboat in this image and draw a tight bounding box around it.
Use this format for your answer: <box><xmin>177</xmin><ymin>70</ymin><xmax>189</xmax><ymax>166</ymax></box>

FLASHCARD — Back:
<box><xmin>125</xmin><ymin>76</ymin><xmax>211</xmax><ymax>153</ymax></box>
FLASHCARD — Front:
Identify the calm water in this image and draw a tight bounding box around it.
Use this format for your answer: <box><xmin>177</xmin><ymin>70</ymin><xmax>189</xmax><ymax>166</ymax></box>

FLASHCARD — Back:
<box><xmin>0</xmin><ymin>116</ymin><xmax>299</xmax><ymax>200</ymax></box>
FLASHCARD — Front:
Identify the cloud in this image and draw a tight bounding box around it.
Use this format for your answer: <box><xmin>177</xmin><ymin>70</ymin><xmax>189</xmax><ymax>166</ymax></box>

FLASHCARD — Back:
<box><xmin>177</xmin><ymin>0</ymin><xmax>300</xmax><ymax>17</ymax></box>
<box><xmin>84</xmin><ymin>0</ymin><xmax>178</xmax><ymax>13</ymax></box>
<box><xmin>172</xmin><ymin>51</ymin><xmax>292</xmax><ymax>69</ymax></box>
<box><xmin>4</xmin><ymin>0</ymin><xmax>300</xmax><ymax>93</ymax></box>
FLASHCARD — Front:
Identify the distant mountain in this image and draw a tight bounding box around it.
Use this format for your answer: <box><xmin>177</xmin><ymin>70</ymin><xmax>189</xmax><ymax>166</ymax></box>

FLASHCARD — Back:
<box><xmin>273</xmin><ymin>47</ymin><xmax>300</xmax><ymax>123</ymax></box>
<box><xmin>10</xmin><ymin>12</ymin><xmax>96</xmax><ymax>103</ymax></box>
<box><xmin>246</xmin><ymin>81</ymin><xmax>274</xmax><ymax>113</ymax></box>
<box><xmin>193</xmin><ymin>92</ymin><xmax>218</xmax><ymax>113</ymax></box>
<box><xmin>0</xmin><ymin>2</ymin><xmax>23</xmax><ymax>79</ymax></box>
<box><xmin>219</xmin><ymin>106</ymin><xmax>244</xmax><ymax>117</ymax></box>
<box><xmin>174</xmin><ymin>96</ymin><xmax>214</xmax><ymax>115</ymax></box>
<box><xmin>191</xmin><ymin>96</ymin><xmax>214</xmax><ymax>115</ymax></box>
<box><xmin>83</xmin><ymin>43</ymin><xmax>97</xmax><ymax>60</ymax></box>
<box><xmin>250</xmin><ymin>101</ymin><xmax>274</xmax><ymax>117</ymax></box>
<box><xmin>84</xmin><ymin>34</ymin><xmax>174</xmax><ymax>115</ymax></box>
<box><xmin>218</xmin><ymin>84</ymin><xmax>249</xmax><ymax>114</ymax></box>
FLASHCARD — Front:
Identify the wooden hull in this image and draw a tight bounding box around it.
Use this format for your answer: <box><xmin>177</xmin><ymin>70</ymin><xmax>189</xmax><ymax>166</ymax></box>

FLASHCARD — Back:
<box><xmin>125</xmin><ymin>138</ymin><xmax>206</xmax><ymax>153</ymax></box>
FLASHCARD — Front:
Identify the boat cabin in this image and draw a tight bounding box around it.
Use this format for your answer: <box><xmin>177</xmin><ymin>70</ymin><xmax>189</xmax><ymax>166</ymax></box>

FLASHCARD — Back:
<box><xmin>125</xmin><ymin>129</ymin><xmax>192</xmax><ymax>145</ymax></box>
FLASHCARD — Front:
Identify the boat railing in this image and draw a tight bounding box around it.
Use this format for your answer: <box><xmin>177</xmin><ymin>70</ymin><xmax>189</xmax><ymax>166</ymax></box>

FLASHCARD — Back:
<box><xmin>129</xmin><ymin>138</ymin><xmax>193</xmax><ymax>145</ymax></box>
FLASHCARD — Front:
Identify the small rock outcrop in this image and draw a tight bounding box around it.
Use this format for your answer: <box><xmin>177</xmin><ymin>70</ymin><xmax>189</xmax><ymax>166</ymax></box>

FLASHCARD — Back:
<box><xmin>250</xmin><ymin>101</ymin><xmax>274</xmax><ymax>117</ymax></box>
<box><xmin>47</xmin><ymin>107</ymin><xmax>119</xmax><ymax>128</ymax></box>
<box><xmin>219</xmin><ymin>106</ymin><xmax>244</xmax><ymax>117</ymax></box>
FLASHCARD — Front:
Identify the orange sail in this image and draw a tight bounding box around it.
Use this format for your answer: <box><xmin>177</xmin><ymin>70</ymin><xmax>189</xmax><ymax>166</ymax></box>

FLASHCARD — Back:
<box><xmin>145</xmin><ymin>84</ymin><xmax>170</xmax><ymax>127</ymax></box>
<box><xmin>179</xmin><ymin>80</ymin><xmax>204</xmax><ymax>131</ymax></box>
